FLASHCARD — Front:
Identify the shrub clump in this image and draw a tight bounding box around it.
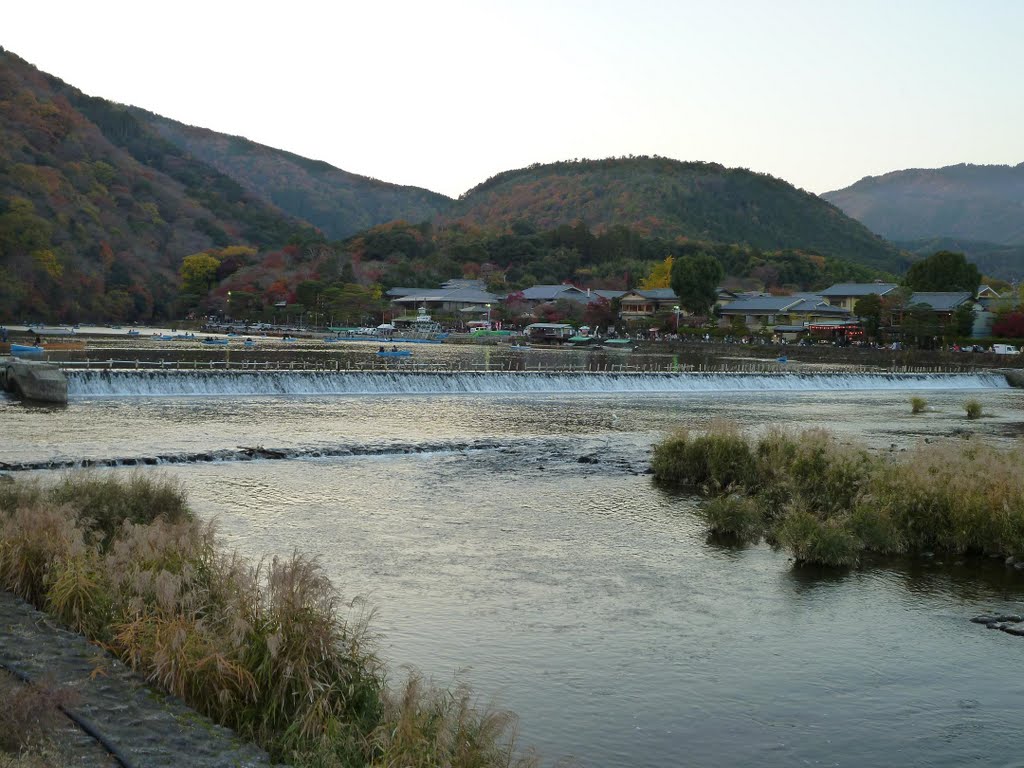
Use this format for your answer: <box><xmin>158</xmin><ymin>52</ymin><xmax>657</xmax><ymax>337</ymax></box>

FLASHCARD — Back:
<box><xmin>965</xmin><ymin>399</ymin><xmax>983</xmax><ymax>419</ymax></box>
<box><xmin>0</xmin><ymin>472</ymin><xmax>533</xmax><ymax>768</ymax></box>
<box><xmin>652</xmin><ymin>424</ymin><xmax>1024</xmax><ymax>567</ymax></box>
<box><xmin>910</xmin><ymin>396</ymin><xmax>928</xmax><ymax>414</ymax></box>
<box><xmin>703</xmin><ymin>494</ymin><xmax>764</xmax><ymax>542</ymax></box>
<box><xmin>651</xmin><ymin>421</ymin><xmax>758</xmax><ymax>492</ymax></box>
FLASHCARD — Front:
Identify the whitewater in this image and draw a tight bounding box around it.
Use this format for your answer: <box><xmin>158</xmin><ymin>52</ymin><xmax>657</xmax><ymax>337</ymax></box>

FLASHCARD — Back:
<box><xmin>65</xmin><ymin>370</ymin><xmax>1011</xmax><ymax>398</ymax></box>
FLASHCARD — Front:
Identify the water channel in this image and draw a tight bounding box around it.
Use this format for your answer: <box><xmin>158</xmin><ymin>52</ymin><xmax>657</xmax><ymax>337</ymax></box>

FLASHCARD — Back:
<box><xmin>3</xmin><ymin>340</ymin><xmax>1024</xmax><ymax>766</ymax></box>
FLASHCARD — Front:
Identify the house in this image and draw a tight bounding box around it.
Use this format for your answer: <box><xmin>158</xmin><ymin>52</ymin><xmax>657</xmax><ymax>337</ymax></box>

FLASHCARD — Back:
<box><xmin>817</xmin><ymin>282</ymin><xmax>900</xmax><ymax>312</ymax></box>
<box><xmin>524</xmin><ymin>322</ymin><xmax>575</xmax><ymax>343</ymax></box>
<box><xmin>519</xmin><ymin>284</ymin><xmax>591</xmax><ymax>305</ymax></box>
<box><xmin>905</xmin><ymin>292</ymin><xmax>974</xmax><ymax>315</ymax></box>
<box><xmin>618</xmin><ymin>289</ymin><xmax>679</xmax><ymax>320</ymax></box>
<box><xmin>387</xmin><ymin>285</ymin><xmax>500</xmax><ymax>314</ymax></box>
<box><xmin>718</xmin><ymin>294</ymin><xmax>852</xmax><ymax>331</ymax></box>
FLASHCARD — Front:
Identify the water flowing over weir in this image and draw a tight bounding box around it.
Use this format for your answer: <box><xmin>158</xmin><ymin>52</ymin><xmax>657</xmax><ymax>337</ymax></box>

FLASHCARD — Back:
<box><xmin>65</xmin><ymin>369</ymin><xmax>1011</xmax><ymax>398</ymax></box>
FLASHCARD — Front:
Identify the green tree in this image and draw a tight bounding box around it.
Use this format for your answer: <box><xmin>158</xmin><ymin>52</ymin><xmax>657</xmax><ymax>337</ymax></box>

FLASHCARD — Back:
<box><xmin>671</xmin><ymin>252</ymin><xmax>723</xmax><ymax>315</ymax></box>
<box><xmin>904</xmin><ymin>251</ymin><xmax>980</xmax><ymax>293</ymax></box>
<box><xmin>179</xmin><ymin>252</ymin><xmax>221</xmax><ymax>294</ymax></box>
<box><xmin>854</xmin><ymin>294</ymin><xmax>883</xmax><ymax>342</ymax></box>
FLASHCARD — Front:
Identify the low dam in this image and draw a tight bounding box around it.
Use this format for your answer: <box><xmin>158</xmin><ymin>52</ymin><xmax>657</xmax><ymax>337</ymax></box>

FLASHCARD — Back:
<box><xmin>62</xmin><ymin>369</ymin><xmax>1010</xmax><ymax>398</ymax></box>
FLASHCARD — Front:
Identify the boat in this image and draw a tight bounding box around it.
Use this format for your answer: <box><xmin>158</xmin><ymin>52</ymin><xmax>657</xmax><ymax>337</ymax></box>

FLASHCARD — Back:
<box><xmin>202</xmin><ymin>338</ymin><xmax>229</xmax><ymax>346</ymax></box>
<box><xmin>776</xmin><ymin>355</ymin><xmax>788</xmax><ymax>363</ymax></box>
<box><xmin>603</xmin><ymin>338</ymin><xmax>638</xmax><ymax>351</ymax></box>
<box><xmin>126</xmin><ymin>329</ymin><xmax>140</xmax><ymax>336</ymax></box>
<box><xmin>243</xmin><ymin>339</ymin><xmax>256</xmax><ymax>348</ymax></box>
<box><xmin>41</xmin><ymin>340</ymin><xmax>86</xmax><ymax>351</ymax></box>
<box><xmin>377</xmin><ymin>349</ymin><xmax>412</xmax><ymax>358</ymax></box>
<box><xmin>10</xmin><ymin>344</ymin><xmax>44</xmax><ymax>357</ymax></box>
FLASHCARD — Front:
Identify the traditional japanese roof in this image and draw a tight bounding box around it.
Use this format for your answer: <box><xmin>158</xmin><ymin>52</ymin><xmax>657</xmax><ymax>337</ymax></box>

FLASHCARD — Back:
<box><xmin>818</xmin><ymin>282</ymin><xmax>900</xmax><ymax>297</ymax></box>
<box><xmin>906</xmin><ymin>292</ymin><xmax>974</xmax><ymax>311</ymax></box>
<box><xmin>391</xmin><ymin>287</ymin><xmax>499</xmax><ymax>305</ymax></box>
<box><xmin>720</xmin><ymin>295</ymin><xmax>851</xmax><ymax>316</ymax></box>
<box><xmin>520</xmin><ymin>284</ymin><xmax>588</xmax><ymax>301</ymax></box>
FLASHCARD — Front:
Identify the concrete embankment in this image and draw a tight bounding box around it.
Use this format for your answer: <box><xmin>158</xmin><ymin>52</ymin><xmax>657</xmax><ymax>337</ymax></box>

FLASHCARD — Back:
<box><xmin>0</xmin><ymin>356</ymin><xmax>68</xmax><ymax>403</ymax></box>
<box><xmin>0</xmin><ymin>591</ymin><xmax>271</xmax><ymax>767</ymax></box>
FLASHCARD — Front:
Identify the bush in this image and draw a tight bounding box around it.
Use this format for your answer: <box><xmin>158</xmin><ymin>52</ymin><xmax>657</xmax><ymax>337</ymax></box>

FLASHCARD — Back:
<box><xmin>655</xmin><ymin>424</ymin><xmax>1024</xmax><ymax>566</ymax></box>
<box><xmin>775</xmin><ymin>508</ymin><xmax>860</xmax><ymax>567</ymax></box>
<box><xmin>651</xmin><ymin>421</ymin><xmax>759</xmax><ymax>492</ymax></box>
<box><xmin>703</xmin><ymin>495</ymin><xmax>765</xmax><ymax>542</ymax></box>
<box><xmin>910</xmin><ymin>396</ymin><xmax>928</xmax><ymax>414</ymax></box>
<box><xmin>965</xmin><ymin>399</ymin><xmax>983</xmax><ymax>419</ymax></box>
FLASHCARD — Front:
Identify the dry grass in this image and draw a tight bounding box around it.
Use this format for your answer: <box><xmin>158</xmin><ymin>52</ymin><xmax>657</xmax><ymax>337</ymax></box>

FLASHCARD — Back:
<box><xmin>0</xmin><ymin>673</ymin><xmax>79</xmax><ymax>755</ymax></box>
<box><xmin>653</xmin><ymin>424</ymin><xmax>1024</xmax><ymax>566</ymax></box>
<box><xmin>0</xmin><ymin>471</ymin><xmax>532</xmax><ymax>768</ymax></box>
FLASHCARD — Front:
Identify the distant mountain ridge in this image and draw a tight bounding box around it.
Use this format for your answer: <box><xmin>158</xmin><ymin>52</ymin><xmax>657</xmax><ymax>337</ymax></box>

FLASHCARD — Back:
<box><xmin>447</xmin><ymin>157</ymin><xmax>906</xmax><ymax>272</ymax></box>
<box><xmin>138</xmin><ymin>113</ymin><xmax>453</xmax><ymax>240</ymax></box>
<box><xmin>823</xmin><ymin>163</ymin><xmax>1024</xmax><ymax>245</ymax></box>
<box><xmin>0</xmin><ymin>47</ymin><xmax>314</xmax><ymax>320</ymax></box>
<box><xmin>2</xmin><ymin>46</ymin><xmax>915</xmax><ymax>323</ymax></box>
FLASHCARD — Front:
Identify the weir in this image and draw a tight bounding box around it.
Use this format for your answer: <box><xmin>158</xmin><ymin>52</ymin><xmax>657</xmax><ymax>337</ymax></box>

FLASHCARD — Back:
<box><xmin>64</xmin><ymin>369</ymin><xmax>1011</xmax><ymax>398</ymax></box>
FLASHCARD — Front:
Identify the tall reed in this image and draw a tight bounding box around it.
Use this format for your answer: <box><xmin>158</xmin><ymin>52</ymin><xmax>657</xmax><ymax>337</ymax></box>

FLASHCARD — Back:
<box><xmin>653</xmin><ymin>424</ymin><xmax>1024</xmax><ymax>566</ymax></box>
<box><xmin>0</xmin><ymin>472</ymin><xmax>530</xmax><ymax>767</ymax></box>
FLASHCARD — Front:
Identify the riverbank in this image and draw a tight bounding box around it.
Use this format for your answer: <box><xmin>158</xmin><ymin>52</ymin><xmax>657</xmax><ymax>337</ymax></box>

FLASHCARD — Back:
<box><xmin>0</xmin><ymin>473</ymin><xmax>535</xmax><ymax>768</ymax></box>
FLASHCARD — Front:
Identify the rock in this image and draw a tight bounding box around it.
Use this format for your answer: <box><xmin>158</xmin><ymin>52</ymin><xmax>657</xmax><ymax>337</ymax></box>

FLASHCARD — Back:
<box><xmin>1002</xmin><ymin>623</ymin><xmax>1024</xmax><ymax>637</ymax></box>
<box><xmin>1014</xmin><ymin>562</ymin><xmax>1024</xmax><ymax>571</ymax></box>
<box><xmin>971</xmin><ymin>615</ymin><xmax>997</xmax><ymax>624</ymax></box>
<box><xmin>577</xmin><ymin>454</ymin><xmax>599</xmax><ymax>464</ymax></box>
<box><xmin>1006</xmin><ymin>556</ymin><xmax>1017</xmax><ymax>566</ymax></box>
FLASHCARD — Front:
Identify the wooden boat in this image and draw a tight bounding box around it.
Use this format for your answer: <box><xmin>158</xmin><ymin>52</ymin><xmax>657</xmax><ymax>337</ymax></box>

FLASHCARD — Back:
<box><xmin>41</xmin><ymin>340</ymin><xmax>86</xmax><ymax>351</ymax></box>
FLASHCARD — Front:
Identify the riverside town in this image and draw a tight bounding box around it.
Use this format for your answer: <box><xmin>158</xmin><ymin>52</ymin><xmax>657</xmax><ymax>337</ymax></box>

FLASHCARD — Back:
<box><xmin>3</xmin><ymin>26</ymin><xmax>1024</xmax><ymax>768</ymax></box>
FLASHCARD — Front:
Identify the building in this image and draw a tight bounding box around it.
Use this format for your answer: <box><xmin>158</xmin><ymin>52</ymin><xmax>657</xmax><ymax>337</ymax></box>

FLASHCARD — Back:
<box><xmin>618</xmin><ymin>289</ymin><xmax>679</xmax><ymax>321</ymax></box>
<box><xmin>386</xmin><ymin>285</ymin><xmax>500</xmax><ymax>314</ymax></box>
<box><xmin>718</xmin><ymin>294</ymin><xmax>852</xmax><ymax>331</ymax></box>
<box><xmin>817</xmin><ymin>282</ymin><xmax>900</xmax><ymax>312</ymax></box>
<box><xmin>519</xmin><ymin>284</ymin><xmax>592</xmax><ymax>305</ymax></box>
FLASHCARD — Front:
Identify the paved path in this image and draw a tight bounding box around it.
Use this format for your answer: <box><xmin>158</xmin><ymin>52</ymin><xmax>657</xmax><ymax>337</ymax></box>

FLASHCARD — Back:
<box><xmin>0</xmin><ymin>591</ymin><xmax>273</xmax><ymax>767</ymax></box>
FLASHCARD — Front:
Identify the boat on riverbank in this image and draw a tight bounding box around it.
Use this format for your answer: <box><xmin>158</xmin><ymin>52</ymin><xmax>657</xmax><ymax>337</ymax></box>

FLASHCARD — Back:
<box><xmin>377</xmin><ymin>349</ymin><xmax>412</xmax><ymax>358</ymax></box>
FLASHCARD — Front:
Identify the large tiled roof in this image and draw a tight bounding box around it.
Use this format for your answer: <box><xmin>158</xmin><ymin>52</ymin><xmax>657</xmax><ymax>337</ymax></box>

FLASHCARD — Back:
<box><xmin>520</xmin><ymin>284</ymin><xmax>588</xmax><ymax>301</ymax></box>
<box><xmin>720</xmin><ymin>295</ymin><xmax>851</xmax><ymax>316</ymax></box>
<box><xmin>818</xmin><ymin>283</ymin><xmax>899</xmax><ymax>297</ymax></box>
<box><xmin>907</xmin><ymin>292</ymin><xmax>973</xmax><ymax>311</ymax></box>
<box><xmin>392</xmin><ymin>287</ymin><xmax>499</xmax><ymax>304</ymax></box>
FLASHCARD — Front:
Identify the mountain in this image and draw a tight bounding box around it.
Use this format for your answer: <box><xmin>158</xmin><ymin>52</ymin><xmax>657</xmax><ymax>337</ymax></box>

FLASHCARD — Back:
<box><xmin>823</xmin><ymin>163</ymin><xmax>1024</xmax><ymax>245</ymax></box>
<box><xmin>446</xmin><ymin>157</ymin><xmax>907</xmax><ymax>272</ymax></box>
<box><xmin>0</xmin><ymin>47</ymin><xmax>316</xmax><ymax>321</ymax></box>
<box><xmin>894</xmin><ymin>237</ymin><xmax>1024</xmax><ymax>282</ymax></box>
<box><xmin>137</xmin><ymin>112</ymin><xmax>453</xmax><ymax>240</ymax></box>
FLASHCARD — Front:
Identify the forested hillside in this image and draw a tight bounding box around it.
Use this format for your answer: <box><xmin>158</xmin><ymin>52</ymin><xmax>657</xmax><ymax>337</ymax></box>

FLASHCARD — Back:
<box><xmin>447</xmin><ymin>157</ymin><xmax>907</xmax><ymax>272</ymax></box>
<box><xmin>894</xmin><ymin>237</ymin><xmax>1024</xmax><ymax>282</ymax></box>
<box><xmin>0</xmin><ymin>47</ymin><xmax>316</xmax><ymax>322</ymax></box>
<box><xmin>824</xmin><ymin>163</ymin><xmax>1024</xmax><ymax>246</ymax></box>
<box><xmin>140</xmin><ymin>113</ymin><xmax>453</xmax><ymax>240</ymax></box>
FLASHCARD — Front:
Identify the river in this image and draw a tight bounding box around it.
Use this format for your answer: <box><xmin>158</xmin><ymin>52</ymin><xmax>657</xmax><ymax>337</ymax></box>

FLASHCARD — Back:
<box><xmin>3</xmin><ymin>342</ymin><xmax>1024</xmax><ymax>766</ymax></box>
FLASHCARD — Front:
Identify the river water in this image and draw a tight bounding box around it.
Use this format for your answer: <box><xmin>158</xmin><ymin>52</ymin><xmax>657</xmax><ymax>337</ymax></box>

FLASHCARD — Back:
<box><xmin>3</xmin><ymin>342</ymin><xmax>1024</xmax><ymax>766</ymax></box>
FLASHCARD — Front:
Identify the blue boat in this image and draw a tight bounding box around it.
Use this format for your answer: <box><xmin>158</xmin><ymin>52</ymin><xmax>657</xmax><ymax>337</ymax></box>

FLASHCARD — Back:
<box><xmin>377</xmin><ymin>349</ymin><xmax>412</xmax><ymax>358</ymax></box>
<box><xmin>10</xmin><ymin>344</ymin><xmax>44</xmax><ymax>357</ymax></box>
<box><xmin>126</xmin><ymin>329</ymin><xmax>140</xmax><ymax>336</ymax></box>
<box><xmin>202</xmin><ymin>338</ymin><xmax>229</xmax><ymax>346</ymax></box>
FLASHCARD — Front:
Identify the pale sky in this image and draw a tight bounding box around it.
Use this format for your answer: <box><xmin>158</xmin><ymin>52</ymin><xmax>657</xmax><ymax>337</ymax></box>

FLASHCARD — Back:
<box><xmin>5</xmin><ymin>0</ymin><xmax>1022</xmax><ymax>199</ymax></box>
